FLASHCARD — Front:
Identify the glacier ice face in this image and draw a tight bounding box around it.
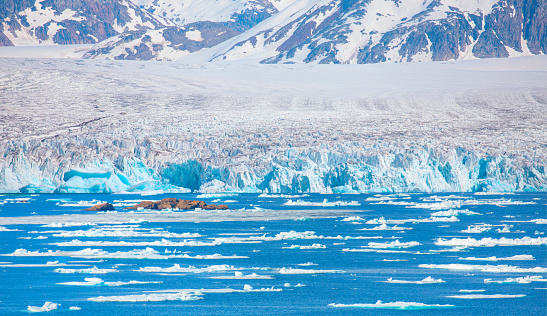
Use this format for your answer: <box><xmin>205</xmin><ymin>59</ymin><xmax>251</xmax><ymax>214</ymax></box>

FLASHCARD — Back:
<box><xmin>0</xmin><ymin>57</ymin><xmax>546</xmax><ymax>194</ymax></box>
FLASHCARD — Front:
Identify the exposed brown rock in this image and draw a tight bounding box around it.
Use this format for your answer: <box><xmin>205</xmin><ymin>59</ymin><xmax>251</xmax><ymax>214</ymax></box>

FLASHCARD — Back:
<box><xmin>83</xmin><ymin>202</ymin><xmax>115</xmax><ymax>211</ymax></box>
<box><xmin>124</xmin><ymin>198</ymin><xmax>228</xmax><ymax>210</ymax></box>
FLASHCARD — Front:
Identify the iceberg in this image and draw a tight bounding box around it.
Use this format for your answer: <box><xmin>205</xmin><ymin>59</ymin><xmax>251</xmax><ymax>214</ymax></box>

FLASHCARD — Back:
<box><xmin>27</xmin><ymin>302</ymin><xmax>58</xmax><ymax>313</ymax></box>
<box><xmin>365</xmin><ymin>240</ymin><xmax>421</xmax><ymax>249</ymax></box>
<box><xmin>484</xmin><ymin>276</ymin><xmax>547</xmax><ymax>284</ymax></box>
<box><xmin>54</xmin><ymin>266</ymin><xmax>118</xmax><ymax>274</ymax></box>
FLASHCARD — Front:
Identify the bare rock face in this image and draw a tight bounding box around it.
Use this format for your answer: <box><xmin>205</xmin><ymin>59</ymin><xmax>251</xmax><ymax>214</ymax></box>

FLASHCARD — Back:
<box><xmin>83</xmin><ymin>202</ymin><xmax>115</xmax><ymax>211</ymax></box>
<box><xmin>125</xmin><ymin>198</ymin><xmax>228</xmax><ymax>210</ymax></box>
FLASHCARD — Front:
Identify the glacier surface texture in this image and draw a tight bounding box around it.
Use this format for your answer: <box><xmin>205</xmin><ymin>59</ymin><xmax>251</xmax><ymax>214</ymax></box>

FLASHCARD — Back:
<box><xmin>0</xmin><ymin>56</ymin><xmax>546</xmax><ymax>193</ymax></box>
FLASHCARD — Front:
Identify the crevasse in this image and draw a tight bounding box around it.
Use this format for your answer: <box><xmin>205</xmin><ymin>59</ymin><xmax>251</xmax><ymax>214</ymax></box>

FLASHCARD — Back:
<box><xmin>1</xmin><ymin>139</ymin><xmax>544</xmax><ymax>194</ymax></box>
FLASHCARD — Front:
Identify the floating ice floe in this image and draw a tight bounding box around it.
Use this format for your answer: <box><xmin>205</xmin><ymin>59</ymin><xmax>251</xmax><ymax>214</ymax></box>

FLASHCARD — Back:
<box><xmin>365</xmin><ymin>240</ymin><xmax>420</xmax><ymax>249</ymax></box>
<box><xmin>258</xmin><ymin>193</ymin><xmax>308</xmax><ymax>198</ymax></box>
<box><xmin>459</xmin><ymin>289</ymin><xmax>486</xmax><ymax>293</ymax></box>
<box><xmin>88</xmin><ymin>292</ymin><xmax>202</xmax><ymax>302</ymax></box>
<box><xmin>69</xmin><ymin>306</ymin><xmax>81</xmax><ymax>310</ymax></box>
<box><xmin>435</xmin><ymin>236</ymin><xmax>547</xmax><ymax>247</ymax></box>
<box><xmin>0</xmin><ymin>226</ymin><xmax>21</xmax><ymax>231</ymax></box>
<box><xmin>137</xmin><ymin>264</ymin><xmax>242</xmax><ymax>274</ymax></box>
<box><xmin>419</xmin><ymin>264</ymin><xmax>547</xmax><ymax>273</ymax></box>
<box><xmin>359</xmin><ymin>224</ymin><xmax>412</xmax><ymax>231</ymax></box>
<box><xmin>278</xmin><ymin>267</ymin><xmax>344</xmax><ymax>274</ymax></box>
<box><xmin>0</xmin><ymin>261</ymin><xmax>69</xmax><ymax>267</ymax></box>
<box><xmin>459</xmin><ymin>255</ymin><xmax>535</xmax><ymax>261</ymax></box>
<box><xmin>209</xmin><ymin>272</ymin><xmax>273</xmax><ymax>279</ymax></box>
<box><xmin>27</xmin><ymin>302</ymin><xmax>58</xmax><ymax>313</ymax></box>
<box><xmin>284</xmin><ymin>199</ymin><xmax>360</xmax><ymax>207</ymax></box>
<box><xmin>42</xmin><ymin>222</ymin><xmax>97</xmax><ymax>227</ymax></box>
<box><xmin>53</xmin><ymin>239</ymin><xmax>219</xmax><ymax>247</ymax></box>
<box><xmin>365</xmin><ymin>216</ymin><xmax>458</xmax><ymax>224</ymax></box>
<box><xmin>5</xmin><ymin>247</ymin><xmax>244</xmax><ymax>260</ymax></box>
<box><xmin>243</xmin><ymin>284</ymin><xmax>281</xmax><ymax>292</ymax></box>
<box><xmin>55</xmin><ymin>266</ymin><xmax>118</xmax><ymax>274</ymax></box>
<box><xmin>196</xmin><ymin>193</ymin><xmax>238</xmax><ymax>198</ymax></box>
<box><xmin>431</xmin><ymin>209</ymin><xmax>481</xmax><ymax>217</ymax></box>
<box><xmin>343</xmin><ymin>248</ymin><xmax>412</xmax><ymax>254</ymax></box>
<box><xmin>383</xmin><ymin>259</ymin><xmax>408</xmax><ymax>262</ymax></box>
<box><xmin>484</xmin><ymin>276</ymin><xmax>547</xmax><ymax>284</ymax></box>
<box><xmin>384</xmin><ymin>276</ymin><xmax>444</xmax><ymax>284</ymax></box>
<box><xmin>447</xmin><ymin>294</ymin><xmax>526</xmax><ymax>299</ymax></box>
<box><xmin>328</xmin><ymin>300</ymin><xmax>455</xmax><ymax>309</ymax></box>
<box><xmin>532</xmin><ymin>219</ymin><xmax>547</xmax><ymax>224</ymax></box>
<box><xmin>53</xmin><ymin>227</ymin><xmax>201</xmax><ymax>238</ymax></box>
<box><xmin>340</xmin><ymin>216</ymin><xmax>365</xmax><ymax>222</ymax></box>
<box><xmin>58</xmin><ymin>200</ymin><xmax>105</xmax><ymax>207</ymax></box>
<box><xmin>298</xmin><ymin>262</ymin><xmax>317</xmax><ymax>266</ymax></box>
<box><xmin>212</xmin><ymin>230</ymin><xmax>374</xmax><ymax>244</ymax></box>
<box><xmin>57</xmin><ymin>277</ymin><xmax>162</xmax><ymax>286</ymax></box>
<box><xmin>282</xmin><ymin>243</ymin><xmax>326</xmax><ymax>249</ymax></box>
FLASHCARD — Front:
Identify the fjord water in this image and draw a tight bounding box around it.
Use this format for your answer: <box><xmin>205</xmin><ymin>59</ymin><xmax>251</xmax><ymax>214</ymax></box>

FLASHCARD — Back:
<box><xmin>0</xmin><ymin>193</ymin><xmax>545</xmax><ymax>315</ymax></box>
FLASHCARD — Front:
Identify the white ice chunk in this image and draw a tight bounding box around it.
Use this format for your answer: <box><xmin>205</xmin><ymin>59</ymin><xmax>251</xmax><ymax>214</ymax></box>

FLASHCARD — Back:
<box><xmin>447</xmin><ymin>294</ymin><xmax>526</xmax><ymax>299</ymax></box>
<box><xmin>419</xmin><ymin>263</ymin><xmax>547</xmax><ymax>273</ymax></box>
<box><xmin>54</xmin><ymin>266</ymin><xmax>118</xmax><ymax>274</ymax></box>
<box><xmin>365</xmin><ymin>240</ymin><xmax>420</xmax><ymax>249</ymax></box>
<box><xmin>459</xmin><ymin>255</ymin><xmax>535</xmax><ymax>261</ymax></box>
<box><xmin>484</xmin><ymin>276</ymin><xmax>547</xmax><ymax>284</ymax></box>
<box><xmin>88</xmin><ymin>292</ymin><xmax>202</xmax><ymax>302</ymax></box>
<box><xmin>278</xmin><ymin>267</ymin><xmax>344</xmax><ymax>274</ymax></box>
<box><xmin>284</xmin><ymin>199</ymin><xmax>360</xmax><ymax>207</ymax></box>
<box><xmin>27</xmin><ymin>302</ymin><xmax>58</xmax><ymax>312</ymax></box>
<box><xmin>328</xmin><ymin>300</ymin><xmax>454</xmax><ymax>309</ymax></box>
<box><xmin>384</xmin><ymin>276</ymin><xmax>444</xmax><ymax>284</ymax></box>
<box><xmin>435</xmin><ymin>236</ymin><xmax>547</xmax><ymax>247</ymax></box>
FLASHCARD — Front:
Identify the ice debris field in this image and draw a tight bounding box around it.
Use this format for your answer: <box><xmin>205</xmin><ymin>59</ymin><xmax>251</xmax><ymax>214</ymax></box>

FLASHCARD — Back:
<box><xmin>0</xmin><ymin>56</ymin><xmax>546</xmax><ymax>194</ymax></box>
<box><xmin>0</xmin><ymin>192</ymin><xmax>545</xmax><ymax>315</ymax></box>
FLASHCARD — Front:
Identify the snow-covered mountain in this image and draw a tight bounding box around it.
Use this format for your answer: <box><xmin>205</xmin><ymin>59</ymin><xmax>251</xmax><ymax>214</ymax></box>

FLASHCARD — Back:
<box><xmin>1</xmin><ymin>0</ymin><xmax>545</xmax><ymax>63</ymax></box>
<box><xmin>193</xmin><ymin>0</ymin><xmax>545</xmax><ymax>63</ymax></box>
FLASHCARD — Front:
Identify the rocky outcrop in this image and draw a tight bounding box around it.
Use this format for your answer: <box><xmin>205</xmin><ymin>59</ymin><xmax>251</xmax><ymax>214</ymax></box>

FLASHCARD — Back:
<box><xmin>125</xmin><ymin>198</ymin><xmax>228</xmax><ymax>210</ymax></box>
<box><xmin>83</xmin><ymin>202</ymin><xmax>115</xmax><ymax>211</ymax></box>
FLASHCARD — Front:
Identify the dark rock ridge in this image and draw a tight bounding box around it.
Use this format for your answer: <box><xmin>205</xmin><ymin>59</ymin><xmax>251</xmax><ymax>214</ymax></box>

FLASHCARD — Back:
<box><xmin>125</xmin><ymin>198</ymin><xmax>229</xmax><ymax>210</ymax></box>
<box><xmin>83</xmin><ymin>202</ymin><xmax>115</xmax><ymax>211</ymax></box>
<box><xmin>0</xmin><ymin>0</ymin><xmax>167</xmax><ymax>46</ymax></box>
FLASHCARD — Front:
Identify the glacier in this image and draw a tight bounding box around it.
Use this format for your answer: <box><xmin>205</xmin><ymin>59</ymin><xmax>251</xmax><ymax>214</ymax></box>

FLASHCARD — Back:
<box><xmin>0</xmin><ymin>56</ymin><xmax>546</xmax><ymax>194</ymax></box>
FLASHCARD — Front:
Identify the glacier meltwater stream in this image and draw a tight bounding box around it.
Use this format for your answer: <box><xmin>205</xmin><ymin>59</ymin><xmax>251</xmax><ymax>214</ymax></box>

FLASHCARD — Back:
<box><xmin>0</xmin><ymin>192</ymin><xmax>545</xmax><ymax>315</ymax></box>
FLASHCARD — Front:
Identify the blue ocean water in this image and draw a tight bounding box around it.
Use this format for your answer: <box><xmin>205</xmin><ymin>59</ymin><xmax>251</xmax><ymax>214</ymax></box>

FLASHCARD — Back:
<box><xmin>0</xmin><ymin>193</ymin><xmax>545</xmax><ymax>315</ymax></box>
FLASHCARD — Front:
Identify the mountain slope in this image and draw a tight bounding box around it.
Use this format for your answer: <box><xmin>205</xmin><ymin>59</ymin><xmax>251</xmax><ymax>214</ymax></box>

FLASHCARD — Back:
<box><xmin>191</xmin><ymin>0</ymin><xmax>545</xmax><ymax>64</ymax></box>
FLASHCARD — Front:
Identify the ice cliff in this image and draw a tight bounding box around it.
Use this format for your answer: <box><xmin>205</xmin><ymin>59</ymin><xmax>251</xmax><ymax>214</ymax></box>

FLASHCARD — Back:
<box><xmin>0</xmin><ymin>57</ymin><xmax>546</xmax><ymax>194</ymax></box>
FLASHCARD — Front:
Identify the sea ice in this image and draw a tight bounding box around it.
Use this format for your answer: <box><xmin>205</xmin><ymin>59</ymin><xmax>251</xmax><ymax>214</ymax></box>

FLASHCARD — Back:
<box><xmin>209</xmin><ymin>272</ymin><xmax>274</xmax><ymax>279</ymax></box>
<box><xmin>384</xmin><ymin>276</ymin><xmax>444</xmax><ymax>284</ymax></box>
<box><xmin>459</xmin><ymin>255</ymin><xmax>535</xmax><ymax>261</ymax></box>
<box><xmin>365</xmin><ymin>240</ymin><xmax>420</xmax><ymax>249</ymax></box>
<box><xmin>53</xmin><ymin>239</ymin><xmax>219</xmax><ymax>247</ymax></box>
<box><xmin>54</xmin><ymin>266</ymin><xmax>118</xmax><ymax>274</ymax></box>
<box><xmin>282</xmin><ymin>243</ymin><xmax>326</xmax><ymax>249</ymax></box>
<box><xmin>137</xmin><ymin>264</ymin><xmax>242</xmax><ymax>273</ymax></box>
<box><xmin>419</xmin><ymin>263</ymin><xmax>547</xmax><ymax>273</ymax></box>
<box><xmin>484</xmin><ymin>276</ymin><xmax>547</xmax><ymax>284</ymax></box>
<box><xmin>284</xmin><ymin>199</ymin><xmax>360</xmax><ymax>206</ymax></box>
<box><xmin>435</xmin><ymin>236</ymin><xmax>547</xmax><ymax>247</ymax></box>
<box><xmin>328</xmin><ymin>300</ymin><xmax>455</xmax><ymax>309</ymax></box>
<box><xmin>88</xmin><ymin>292</ymin><xmax>202</xmax><ymax>302</ymax></box>
<box><xmin>431</xmin><ymin>209</ymin><xmax>481</xmax><ymax>217</ymax></box>
<box><xmin>57</xmin><ymin>277</ymin><xmax>161</xmax><ymax>286</ymax></box>
<box><xmin>27</xmin><ymin>302</ymin><xmax>58</xmax><ymax>312</ymax></box>
<box><xmin>446</xmin><ymin>294</ymin><xmax>526</xmax><ymax>299</ymax></box>
<box><xmin>278</xmin><ymin>267</ymin><xmax>344</xmax><ymax>274</ymax></box>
